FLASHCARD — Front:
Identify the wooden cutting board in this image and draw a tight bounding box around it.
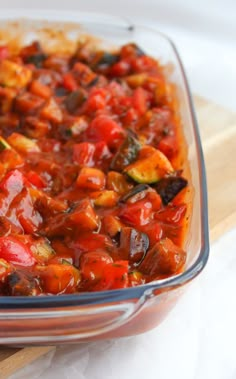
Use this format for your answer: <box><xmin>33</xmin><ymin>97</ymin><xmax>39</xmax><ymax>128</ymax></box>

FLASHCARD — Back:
<box><xmin>0</xmin><ymin>96</ymin><xmax>235</xmax><ymax>379</ymax></box>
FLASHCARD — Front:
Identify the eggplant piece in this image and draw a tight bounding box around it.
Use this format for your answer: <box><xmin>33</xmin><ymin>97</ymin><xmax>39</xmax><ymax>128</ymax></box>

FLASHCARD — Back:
<box><xmin>26</xmin><ymin>53</ymin><xmax>47</xmax><ymax>68</ymax></box>
<box><xmin>123</xmin><ymin>43</ymin><xmax>145</xmax><ymax>57</ymax></box>
<box><xmin>64</xmin><ymin>89</ymin><xmax>87</xmax><ymax>113</ymax></box>
<box><xmin>120</xmin><ymin>184</ymin><xmax>150</xmax><ymax>203</ymax></box>
<box><xmin>139</xmin><ymin>238</ymin><xmax>186</xmax><ymax>276</ymax></box>
<box><xmin>120</xmin><ymin>227</ymin><xmax>149</xmax><ymax>266</ymax></box>
<box><xmin>131</xmin><ymin>43</ymin><xmax>145</xmax><ymax>56</ymax></box>
<box><xmin>23</xmin><ymin>42</ymin><xmax>47</xmax><ymax>68</ymax></box>
<box><xmin>55</xmin><ymin>86</ymin><xmax>69</xmax><ymax>97</ymax></box>
<box><xmin>5</xmin><ymin>270</ymin><xmax>37</xmax><ymax>296</ymax></box>
<box><xmin>110</xmin><ymin>133</ymin><xmax>141</xmax><ymax>172</ymax></box>
<box><xmin>30</xmin><ymin>238</ymin><xmax>55</xmax><ymax>263</ymax></box>
<box><xmin>95</xmin><ymin>52</ymin><xmax>119</xmax><ymax>67</ymax></box>
<box><xmin>153</xmin><ymin>176</ymin><xmax>188</xmax><ymax>205</ymax></box>
<box><xmin>87</xmin><ymin>76</ymin><xmax>100</xmax><ymax>87</ymax></box>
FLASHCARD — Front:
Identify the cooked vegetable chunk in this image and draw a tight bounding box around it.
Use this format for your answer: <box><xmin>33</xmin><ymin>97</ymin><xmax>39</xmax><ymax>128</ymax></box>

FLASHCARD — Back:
<box><xmin>110</xmin><ymin>133</ymin><xmax>141</xmax><ymax>171</ymax></box>
<box><xmin>76</xmin><ymin>167</ymin><xmax>106</xmax><ymax>190</ymax></box>
<box><xmin>139</xmin><ymin>238</ymin><xmax>186</xmax><ymax>276</ymax></box>
<box><xmin>36</xmin><ymin>264</ymin><xmax>80</xmax><ymax>294</ymax></box>
<box><xmin>125</xmin><ymin>148</ymin><xmax>173</xmax><ymax>183</ymax></box>
<box><xmin>7</xmin><ymin>133</ymin><xmax>40</xmax><ymax>153</ymax></box>
<box><xmin>153</xmin><ymin>176</ymin><xmax>188</xmax><ymax>204</ymax></box>
<box><xmin>119</xmin><ymin>227</ymin><xmax>149</xmax><ymax>266</ymax></box>
<box><xmin>90</xmin><ymin>190</ymin><xmax>119</xmax><ymax>208</ymax></box>
<box><xmin>0</xmin><ymin>60</ymin><xmax>32</xmax><ymax>88</ymax></box>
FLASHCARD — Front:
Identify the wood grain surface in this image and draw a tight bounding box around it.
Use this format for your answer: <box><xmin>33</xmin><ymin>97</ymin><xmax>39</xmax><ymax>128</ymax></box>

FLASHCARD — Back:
<box><xmin>194</xmin><ymin>96</ymin><xmax>236</xmax><ymax>241</ymax></box>
<box><xmin>0</xmin><ymin>96</ymin><xmax>235</xmax><ymax>378</ymax></box>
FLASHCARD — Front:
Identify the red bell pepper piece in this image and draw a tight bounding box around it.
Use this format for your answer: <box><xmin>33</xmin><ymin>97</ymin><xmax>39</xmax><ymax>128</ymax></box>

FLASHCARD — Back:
<box><xmin>0</xmin><ymin>236</ymin><xmax>36</xmax><ymax>266</ymax></box>
<box><xmin>95</xmin><ymin>260</ymin><xmax>129</xmax><ymax>290</ymax></box>
<box><xmin>63</xmin><ymin>73</ymin><xmax>78</xmax><ymax>91</ymax></box>
<box><xmin>73</xmin><ymin>142</ymin><xmax>96</xmax><ymax>167</ymax></box>
<box><xmin>80</xmin><ymin>251</ymin><xmax>113</xmax><ymax>283</ymax></box>
<box><xmin>132</xmin><ymin>87</ymin><xmax>148</xmax><ymax>116</ymax></box>
<box><xmin>26</xmin><ymin>171</ymin><xmax>46</xmax><ymax>189</ymax></box>
<box><xmin>86</xmin><ymin>115</ymin><xmax>125</xmax><ymax>149</ymax></box>
<box><xmin>119</xmin><ymin>199</ymin><xmax>153</xmax><ymax>227</ymax></box>
<box><xmin>0</xmin><ymin>46</ymin><xmax>9</xmax><ymax>60</ymax></box>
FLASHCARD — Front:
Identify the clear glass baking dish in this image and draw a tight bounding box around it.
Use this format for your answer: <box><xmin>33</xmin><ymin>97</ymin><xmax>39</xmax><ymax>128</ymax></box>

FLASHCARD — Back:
<box><xmin>0</xmin><ymin>10</ymin><xmax>209</xmax><ymax>345</ymax></box>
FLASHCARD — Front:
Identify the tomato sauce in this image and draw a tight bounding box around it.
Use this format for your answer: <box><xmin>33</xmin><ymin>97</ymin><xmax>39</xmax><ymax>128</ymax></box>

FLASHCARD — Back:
<box><xmin>0</xmin><ymin>41</ymin><xmax>188</xmax><ymax>295</ymax></box>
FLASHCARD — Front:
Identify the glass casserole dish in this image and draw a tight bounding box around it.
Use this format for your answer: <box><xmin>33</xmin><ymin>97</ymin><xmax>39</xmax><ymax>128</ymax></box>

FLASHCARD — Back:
<box><xmin>0</xmin><ymin>10</ymin><xmax>209</xmax><ymax>345</ymax></box>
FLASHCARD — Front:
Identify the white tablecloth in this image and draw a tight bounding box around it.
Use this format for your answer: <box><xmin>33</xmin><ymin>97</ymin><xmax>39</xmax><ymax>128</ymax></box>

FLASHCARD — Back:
<box><xmin>1</xmin><ymin>0</ymin><xmax>235</xmax><ymax>378</ymax></box>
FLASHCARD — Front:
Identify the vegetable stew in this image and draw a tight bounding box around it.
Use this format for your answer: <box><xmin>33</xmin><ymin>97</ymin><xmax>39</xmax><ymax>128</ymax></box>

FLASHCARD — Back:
<box><xmin>0</xmin><ymin>40</ymin><xmax>188</xmax><ymax>295</ymax></box>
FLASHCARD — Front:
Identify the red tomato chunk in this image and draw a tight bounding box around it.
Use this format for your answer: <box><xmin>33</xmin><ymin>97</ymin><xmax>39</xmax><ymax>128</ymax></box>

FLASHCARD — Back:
<box><xmin>0</xmin><ymin>40</ymin><xmax>188</xmax><ymax>296</ymax></box>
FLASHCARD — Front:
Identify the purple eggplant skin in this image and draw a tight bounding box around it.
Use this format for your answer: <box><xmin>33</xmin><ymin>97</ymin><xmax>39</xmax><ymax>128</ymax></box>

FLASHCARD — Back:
<box><xmin>120</xmin><ymin>184</ymin><xmax>150</xmax><ymax>203</ymax></box>
<box><xmin>119</xmin><ymin>227</ymin><xmax>149</xmax><ymax>267</ymax></box>
<box><xmin>94</xmin><ymin>52</ymin><xmax>119</xmax><ymax>67</ymax></box>
<box><xmin>129</xmin><ymin>228</ymin><xmax>149</xmax><ymax>266</ymax></box>
<box><xmin>64</xmin><ymin>89</ymin><xmax>87</xmax><ymax>113</ymax></box>
<box><xmin>23</xmin><ymin>42</ymin><xmax>47</xmax><ymax>68</ymax></box>
<box><xmin>110</xmin><ymin>133</ymin><xmax>141</xmax><ymax>172</ymax></box>
<box><xmin>4</xmin><ymin>270</ymin><xmax>37</xmax><ymax>296</ymax></box>
<box><xmin>153</xmin><ymin>176</ymin><xmax>188</xmax><ymax>205</ymax></box>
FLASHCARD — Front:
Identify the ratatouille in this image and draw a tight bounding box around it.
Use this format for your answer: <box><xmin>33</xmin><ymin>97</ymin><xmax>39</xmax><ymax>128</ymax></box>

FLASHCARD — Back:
<box><xmin>0</xmin><ymin>40</ymin><xmax>188</xmax><ymax>295</ymax></box>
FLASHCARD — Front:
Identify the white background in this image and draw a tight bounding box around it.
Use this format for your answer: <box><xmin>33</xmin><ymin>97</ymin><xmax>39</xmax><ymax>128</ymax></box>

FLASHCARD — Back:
<box><xmin>0</xmin><ymin>1</ymin><xmax>235</xmax><ymax>378</ymax></box>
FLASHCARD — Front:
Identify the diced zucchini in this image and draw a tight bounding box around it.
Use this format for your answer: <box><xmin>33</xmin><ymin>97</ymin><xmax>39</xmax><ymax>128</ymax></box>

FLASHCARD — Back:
<box><xmin>125</xmin><ymin>149</ymin><xmax>173</xmax><ymax>184</ymax></box>
<box><xmin>125</xmin><ymin>73</ymin><xmax>148</xmax><ymax>88</ymax></box>
<box><xmin>90</xmin><ymin>190</ymin><xmax>119</xmax><ymax>208</ymax></box>
<box><xmin>0</xmin><ymin>136</ymin><xmax>11</xmax><ymax>152</ymax></box>
<box><xmin>7</xmin><ymin>133</ymin><xmax>40</xmax><ymax>153</ymax></box>
<box><xmin>110</xmin><ymin>133</ymin><xmax>141</xmax><ymax>172</ymax></box>
<box><xmin>30</xmin><ymin>238</ymin><xmax>55</xmax><ymax>263</ymax></box>
<box><xmin>0</xmin><ymin>60</ymin><xmax>32</xmax><ymax>88</ymax></box>
<box><xmin>61</xmin><ymin>259</ymin><xmax>72</xmax><ymax>265</ymax></box>
<box><xmin>69</xmin><ymin>116</ymin><xmax>89</xmax><ymax>137</ymax></box>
